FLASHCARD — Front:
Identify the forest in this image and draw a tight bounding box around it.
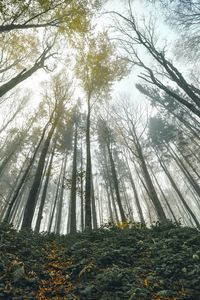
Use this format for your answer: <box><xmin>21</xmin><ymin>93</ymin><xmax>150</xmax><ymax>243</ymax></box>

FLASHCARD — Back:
<box><xmin>0</xmin><ymin>0</ymin><xmax>200</xmax><ymax>299</ymax></box>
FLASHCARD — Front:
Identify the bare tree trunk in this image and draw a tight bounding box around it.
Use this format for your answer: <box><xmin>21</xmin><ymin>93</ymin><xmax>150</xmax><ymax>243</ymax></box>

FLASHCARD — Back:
<box><xmin>106</xmin><ymin>188</ymin><xmax>114</xmax><ymax>223</ymax></box>
<box><xmin>1</xmin><ymin>154</ymin><xmax>29</xmax><ymax>221</ymax></box>
<box><xmin>107</xmin><ymin>144</ymin><xmax>126</xmax><ymax>223</ymax></box>
<box><xmin>91</xmin><ymin>173</ymin><xmax>98</xmax><ymax>229</ymax></box>
<box><xmin>125</xmin><ymin>156</ymin><xmax>145</xmax><ymax>224</ymax></box>
<box><xmin>0</xmin><ymin>46</ymin><xmax>53</xmax><ymax>97</ymax></box>
<box><xmin>21</xmin><ymin>113</ymin><xmax>59</xmax><ymax>229</ymax></box>
<box><xmin>121</xmin><ymin>179</ymin><xmax>133</xmax><ymax>221</ymax></box>
<box><xmin>80</xmin><ymin>133</ymin><xmax>84</xmax><ymax>231</ymax></box>
<box><xmin>4</xmin><ymin>112</ymin><xmax>54</xmax><ymax>223</ymax></box>
<box><xmin>151</xmin><ymin>169</ymin><xmax>177</xmax><ymax>223</ymax></box>
<box><xmin>168</xmin><ymin>144</ymin><xmax>200</xmax><ymax>198</ymax></box>
<box><xmin>69</xmin><ymin>122</ymin><xmax>78</xmax><ymax>234</ymax></box>
<box><xmin>156</xmin><ymin>151</ymin><xmax>200</xmax><ymax>229</ymax></box>
<box><xmin>133</xmin><ymin>128</ymin><xmax>167</xmax><ymax>222</ymax></box>
<box><xmin>48</xmin><ymin>159</ymin><xmax>63</xmax><ymax>232</ymax></box>
<box><xmin>55</xmin><ymin>153</ymin><xmax>67</xmax><ymax>234</ymax></box>
<box><xmin>175</xmin><ymin>144</ymin><xmax>200</xmax><ymax>180</ymax></box>
<box><xmin>85</xmin><ymin>96</ymin><xmax>92</xmax><ymax>229</ymax></box>
<box><xmin>10</xmin><ymin>187</ymin><xmax>28</xmax><ymax>225</ymax></box>
<box><xmin>98</xmin><ymin>189</ymin><xmax>104</xmax><ymax>225</ymax></box>
<box><xmin>34</xmin><ymin>142</ymin><xmax>56</xmax><ymax>233</ymax></box>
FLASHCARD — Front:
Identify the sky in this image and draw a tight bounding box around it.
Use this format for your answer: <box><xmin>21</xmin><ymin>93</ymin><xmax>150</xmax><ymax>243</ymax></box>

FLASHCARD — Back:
<box><xmin>0</xmin><ymin>0</ymin><xmax>176</xmax><ymax>131</ymax></box>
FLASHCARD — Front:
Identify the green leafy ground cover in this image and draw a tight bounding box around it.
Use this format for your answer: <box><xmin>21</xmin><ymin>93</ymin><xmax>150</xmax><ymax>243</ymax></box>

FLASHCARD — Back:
<box><xmin>0</xmin><ymin>222</ymin><xmax>200</xmax><ymax>299</ymax></box>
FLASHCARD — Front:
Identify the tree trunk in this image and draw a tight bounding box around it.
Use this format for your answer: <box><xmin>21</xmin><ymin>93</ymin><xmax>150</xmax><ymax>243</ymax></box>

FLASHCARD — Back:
<box><xmin>168</xmin><ymin>145</ymin><xmax>200</xmax><ymax>198</ymax></box>
<box><xmin>1</xmin><ymin>154</ymin><xmax>28</xmax><ymax>221</ymax></box>
<box><xmin>91</xmin><ymin>175</ymin><xmax>98</xmax><ymax>229</ymax></box>
<box><xmin>0</xmin><ymin>47</ymin><xmax>51</xmax><ymax>97</ymax></box>
<box><xmin>21</xmin><ymin>120</ymin><xmax>58</xmax><ymax>229</ymax></box>
<box><xmin>107</xmin><ymin>144</ymin><xmax>126</xmax><ymax>223</ymax></box>
<box><xmin>85</xmin><ymin>96</ymin><xmax>92</xmax><ymax>230</ymax></box>
<box><xmin>55</xmin><ymin>153</ymin><xmax>67</xmax><ymax>234</ymax></box>
<box><xmin>133</xmin><ymin>129</ymin><xmax>167</xmax><ymax>222</ymax></box>
<box><xmin>104</xmin><ymin>163</ymin><xmax>120</xmax><ymax>224</ymax></box>
<box><xmin>69</xmin><ymin>122</ymin><xmax>78</xmax><ymax>234</ymax></box>
<box><xmin>4</xmin><ymin>112</ymin><xmax>54</xmax><ymax>223</ymax></box>
<box><xmin>121</xmin><ymin>179</ymin><xmax>133</xmax><ymax>221</ymax></box>
<box><xmin>125</xmin><ymin>156</ymin><xmax>145</xmax><ymax>224</ymax></box>
<box><xmin>80</xmin><ymin>133</ymin><xmax>84</xmax><ymax>231</ymax></box>
<box><xmin>176</xmin><ymin>145</ymin><xmax>200</xmax><ymax>180</ymax></box>
<box><xmin>156</xmin><ymin>151</ymin><xmax>200</xmax><ymax>229</ymax></box>
<box><xmin>34</xmin><ymin>142</ymin><xmax>56</xmax><ymax>233</ymax></box>
<box><xmin>48</xmin><ymin>159</ymin><xmax>63</xmax><ymax>232</ymax></box>
<box><xmin>149</xmin><ymin>166</ymin><xmax>177</xmax><ymax>223</ymax></box>
<box><xmin>106</xmin><ymin>188</ymin><xmax>114</xmax><ymax>223</ymax></box>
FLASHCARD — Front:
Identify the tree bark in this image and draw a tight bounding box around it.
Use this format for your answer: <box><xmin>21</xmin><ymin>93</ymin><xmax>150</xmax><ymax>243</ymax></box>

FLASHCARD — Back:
<box><xmin>69</xmin><ymin>122</ymin><xmax>78</xmax><ymax>234</ymax></box>
<box><xmin>85</xmin><ymin>96</ymin><xmax>92</xmax><ymax>229</ymax></box>
<box><xmin>0</xmin><ymin>46</ymin><xmax>53</xmax><ymax>97</ymax></box>
<box><xmin>125</xmin><ymin>156</ymin><xmax>145</xmax><ymax>224</ymax></box>
<box><xmin>91</xmin><ymin>175</ymin><xmax>98</xmax><ymax>229</ymax></box>
<box><xmin>55</xmin><ymin>152</ymin><xmax>67</xmax><ymax>234</ymax></box>
<box><xmin>21</xmin><ymin>118</ymin><xmax>58</xmax><ymax>229</ymax></box>
<box><xmin>133</xmin><ymin>128</ymin><xmax>167</xmax><ymax>222</ymax></box>
<box><xmin>156</xmin><ymin>151</ymin><xmax>200</xmax><ymax>229</ymax></box>
<box><xmin>168</xmin><ymin>144</ymin><xmax>200</xmax><ymax>198</ymax></box>
<box><xmin>107</xmin><ymin>144</ymin><xmax>126</xmax><ymax>223</ymax></box>
<box><xmin>80</xmin><ymin>132</ymin><xmax>84</xmax><ymax>231</ymax></box>
<box><xmin>48</xmin><ymin>159</ymin><xmax>63</xmax><ymax>232</ymax></box>
<box><xmin>3</xmin><ymin>115</ymin><xmax>53</xmax><ymax>223</ymax></box>
<box><xmin>34</xmin><ymin>142</ymin><xmax>56</xmax><ymax>233</ymax></box>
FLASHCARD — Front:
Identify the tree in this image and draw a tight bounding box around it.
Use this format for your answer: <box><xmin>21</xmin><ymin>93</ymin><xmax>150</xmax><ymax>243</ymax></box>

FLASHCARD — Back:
<box><xmin>21</xmin><ymin>74</ymin><xmax>73</xmax><ymax>229</ymax></box>
<box><xmin>123</xmin><ymin>153</ymin><xmax>145</xmax><ymax>224</ymax></box>
<box><xmin>0</xmin><ymin>0</ymin><xmax>102</xmax><ymax>33</ymax></box>
<box><xmin>75</xmin><ymin>31</ymin><xmax>128</xmax><ymax>229</ymax></box>
<box><xmin>34</xmin><ymin>141</ymin><xmax>56</xmax><ymax>233</ymax></box>
<box><xmin>0</xmin><ymin>95</ymin><xmax>28</xmax><ymax>134</ymax></box>
<box><xmin>0</xmin><ymin>42</ymin><xmax>55</xmax><ymax>98</ymax></box>
<box><xmin>3</xmin><ymin>112</ymin><xmax>54</xmax><ymax>223</ymax></box>
<box><xmin>112</xmin><ymin>99</ymin><xmax>167</xmax><ymax>222</ymax></box>
<box><xmin>148</xmin><ymin>116</ymin><xmax>200</xmax><ymax>228</ymax></box>
<box><xmin>0</xmin><ymin>1</ymin><xmax>106</xmax><ymax>99</ymax></box>
<box><xmin>136</xmin><ymin>84</ymin><xmax>200</xmax><ymax>140</ymax></box>
<box><xmin>0</xmin><ymin>32</ymin><xmax>39</xmax><ymax>81</ymax></box>
<box><xmin>148</xmin><ymin>116</ymin><xmax>200</xmax><ymax>199</ymax></box>
<box><xmin>149</xmin><ymin>0</ymin><xmax>200</xmax><ymax>29</ymax></box>
<box><xmin>97</xmin><ymin>118</ymin><xmax>127</xmax><ymax>222</ymax></box>
<box><xmin>111</xmin><ymin>2</ymin><xmax>200</xmax><ymax>118</ymax></box>
<box><xmin>148</xmin><ymin>0</ymin><xmax>200</xmax><ymax>61</ymax></box>
<box><xmin>69</xmin><ymin>111</ymin><xmax>78</xmax><ymax>233</ymax></box>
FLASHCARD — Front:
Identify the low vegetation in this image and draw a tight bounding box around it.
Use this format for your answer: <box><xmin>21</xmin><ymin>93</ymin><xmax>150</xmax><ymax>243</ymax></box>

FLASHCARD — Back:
<box><xmin>0</xmin><ymin>221</ymin><xmax>200</xmax><ymax>299</ymax></box>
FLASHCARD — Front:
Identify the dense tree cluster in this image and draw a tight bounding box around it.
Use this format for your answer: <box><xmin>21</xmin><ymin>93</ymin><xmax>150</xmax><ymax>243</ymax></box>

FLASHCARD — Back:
<box><xmin>0</xmin><ymin>0</ymin><xmax>199</xmax><ymax>233</ymax></box>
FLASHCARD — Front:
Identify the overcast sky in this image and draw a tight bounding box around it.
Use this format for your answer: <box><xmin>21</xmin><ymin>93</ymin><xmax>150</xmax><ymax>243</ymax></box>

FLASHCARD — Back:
<box><xmin>0</xmin><ymin>0</ymin><xmax>177</xmax><ymax>130</ymax></box>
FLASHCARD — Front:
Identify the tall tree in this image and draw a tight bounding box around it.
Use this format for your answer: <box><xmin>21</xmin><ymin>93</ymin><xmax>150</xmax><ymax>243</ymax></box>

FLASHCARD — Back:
<box><xmin>75</xmin><ymin>31</ymin><xmax>128</xmax><ymax>229</ymax></box>
<box><xmin>113</xmin><ymin>99</ymin><xmax>167</xmax><ymax>222</ymax></box>
<box><xmin>97</xmin><ymin>118</ymin><xmax>127</xmax><ymax>222</ymax></box>
<box><xmin>21</xmin><ymin>74</ymin><xmax>72</xmax><ymax>229</ymax></box>
<box><xmin>111</xmin><ymin>2</ymin><xmax>200</xmax><ymax>118</ymax></box>
<box><xmin>69</xmin><ymin>114</ymin><xmax>78</xmax><ymax>233</ymax></box>
<box><xmin>34</xmin><ymin>141</ymin><xmax>56</xmax><ymax>233</ymax></box>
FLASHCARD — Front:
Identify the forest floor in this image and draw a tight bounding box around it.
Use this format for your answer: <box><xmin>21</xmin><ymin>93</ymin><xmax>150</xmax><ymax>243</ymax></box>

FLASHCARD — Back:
<box><xmin>0</xmin><ymin>222</ymin><xmax>200</xmax><ymax>300</ymax></box>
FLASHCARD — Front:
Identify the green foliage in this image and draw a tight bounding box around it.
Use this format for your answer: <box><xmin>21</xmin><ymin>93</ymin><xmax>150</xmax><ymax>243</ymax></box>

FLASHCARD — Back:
<box><xmin>75</xmin><ymin>31</ymin><xmax>129</xmax><ymax>98</ymax></box>
<box><xmin>0</xmin><ymin>222</ymin><xmax>200</xmax><ymax>299</ymax></box>
<box><xmin>150</xmin><ymin>218</ymin><xmax>182</xmax><ymax>231</ymax></box>
<box><xmin>0</xmin><ymin>0</ymin><xmax>103</xmax><ymax>34</ymax></box>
